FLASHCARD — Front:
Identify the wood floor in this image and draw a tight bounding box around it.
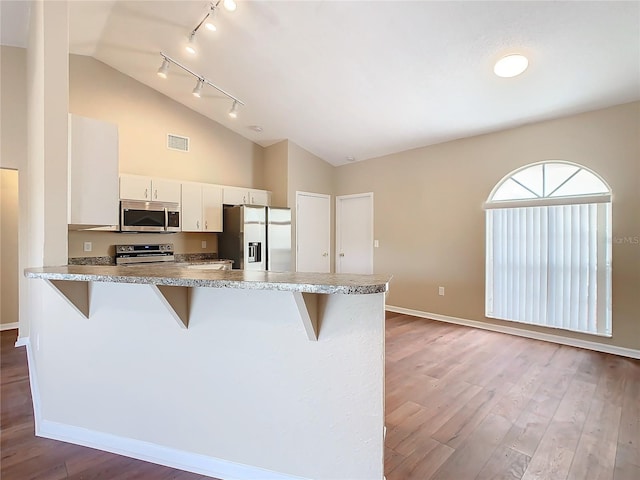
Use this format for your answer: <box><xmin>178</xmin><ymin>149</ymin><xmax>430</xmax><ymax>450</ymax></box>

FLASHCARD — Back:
<box><xmin>1</xmin><ymin>314</ymin><xmax>638</xmax><ymax>479</ymax></box>
<box><xmin>384</xmin><ymin>312</ymin><xmax>640</xmax><ymax>480</ymax></box>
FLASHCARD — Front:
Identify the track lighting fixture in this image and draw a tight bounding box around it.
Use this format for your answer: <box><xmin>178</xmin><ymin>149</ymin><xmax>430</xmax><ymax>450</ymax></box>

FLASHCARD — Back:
<box><xmin>187</xmin><ymin>0</ymin><xmax>237</xmax><ymax>47</ymax></box>
<box><xmin>185</xmin><ymin>31</ymin><xmax>197</xmax><ymax>54</ymax></box>
<box><xmin>223</xmin><ymin>0</ymin><xmax>237</xmax><ymax>12</ymax></box>
<box><xmin>228</xmin><ymin>100</ymin><xmax>239</xmax><ymax>119</ymax></box>
<box><xmin>158</xmin><ymin>53</ymin><xmax>245</xmax><ymax>118</ymax></box>
<box><xmin>205</xmin><ymin>5</ymin><xmax>218</xmax><ymax>31</ymax></box>
<box><xmin>157</xmin><ymin>59</ymin><xmax>170</xmax><ymax>78</ymax></box>
<box><xmin>192</xmin><ymin>78</ymin><xmax>204</xmax><ymax>97</ymax></box>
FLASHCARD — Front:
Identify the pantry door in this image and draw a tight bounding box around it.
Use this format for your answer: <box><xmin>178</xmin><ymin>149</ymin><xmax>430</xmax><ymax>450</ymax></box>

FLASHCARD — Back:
<box><xmin>336</xmin><ymin>193</ymin><xmax>373</xmax><ymax>274</ymax></box>
<box><xmin>296</xmin><ymin>192</ymin><xmax>331</xmax><ymax>273</ymax></box>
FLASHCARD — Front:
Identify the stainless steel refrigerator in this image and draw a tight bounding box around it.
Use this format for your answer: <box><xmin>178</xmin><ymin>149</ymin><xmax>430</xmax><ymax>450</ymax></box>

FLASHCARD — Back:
<box><xmin>219</xmin><ymin>205</ymin><xmax>292</xmax><ymax>271</ymax></box>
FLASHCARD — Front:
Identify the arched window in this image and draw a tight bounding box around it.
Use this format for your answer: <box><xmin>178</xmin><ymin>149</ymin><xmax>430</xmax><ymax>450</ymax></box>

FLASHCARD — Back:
<box><xmin>485</xmin><ymin>161</ymin><xmax>612</xmax><ymax>336</ymax></box>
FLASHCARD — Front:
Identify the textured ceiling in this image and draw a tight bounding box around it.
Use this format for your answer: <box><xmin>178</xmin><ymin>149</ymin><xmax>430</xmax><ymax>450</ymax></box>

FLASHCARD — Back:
<box><xmin>3</xmin><ymin>1</ymin><xmax>640</xmax><ymax>166</ymax></box>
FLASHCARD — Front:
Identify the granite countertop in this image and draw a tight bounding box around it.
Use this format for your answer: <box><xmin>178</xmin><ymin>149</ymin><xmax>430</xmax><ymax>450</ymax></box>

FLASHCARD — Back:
<box><xmin>24</xmin><ymin>265</ymin><xmax>391</xmax><ymax>295</ymax></box>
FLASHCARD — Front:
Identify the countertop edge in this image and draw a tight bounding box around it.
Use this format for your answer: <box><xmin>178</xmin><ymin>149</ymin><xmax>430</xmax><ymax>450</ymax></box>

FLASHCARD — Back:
<box><xmin>24</xmin><ymin>267</ymin><xmax>390</xmax><ymax>295</ymax></box>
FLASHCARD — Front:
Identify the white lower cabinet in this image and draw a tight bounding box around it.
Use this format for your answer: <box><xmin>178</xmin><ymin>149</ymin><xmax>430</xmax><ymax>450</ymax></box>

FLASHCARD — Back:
<box><xmin>181</xmin><ymin>182</ymin><xmax>223</xmax><ymax>232</ymax></box>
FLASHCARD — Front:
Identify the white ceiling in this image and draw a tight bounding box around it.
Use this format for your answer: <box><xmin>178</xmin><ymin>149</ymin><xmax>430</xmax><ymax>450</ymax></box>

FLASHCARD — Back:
<box><xmin>3</xmin><ymin>1</ymin><xmax>640</xmax><ymax>166</ymax></box>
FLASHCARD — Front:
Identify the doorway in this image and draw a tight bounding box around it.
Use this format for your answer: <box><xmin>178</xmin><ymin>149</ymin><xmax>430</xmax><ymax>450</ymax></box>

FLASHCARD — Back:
<box><xmin>295</xmin><ymin>191</ymin><xmax>331</xmax><ymax>273</ymax></box>
<box><xmin>1</xmin><ymin>168</ymin><xmax>19</xmax><ymax>329</ymax></box>
<box><xmin>336</xmin><ymin>193</ymin><xmax>374</xmax><ymax>274</ymax></box>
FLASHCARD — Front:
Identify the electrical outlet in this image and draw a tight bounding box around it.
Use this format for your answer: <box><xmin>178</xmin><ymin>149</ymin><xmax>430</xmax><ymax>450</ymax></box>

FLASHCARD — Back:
<box><xmin>438</xmin><ymin>286</ymin><xmax>445</xmax><ymax>296</ymax></box>
<box><xmin>201</xmin><ymin>240</ymin><xmax>207</xmax><ymax>249</ymax></box>
<box><xmin>83</xmin><ymin>242</ymin><xmax>92</xmax><ymax>252</ymax></box>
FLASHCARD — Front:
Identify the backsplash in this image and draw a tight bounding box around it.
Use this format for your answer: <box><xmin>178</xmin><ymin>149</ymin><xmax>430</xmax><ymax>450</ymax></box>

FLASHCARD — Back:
<box><xmin>68</xmin><ymin>230</ymin><xmax>218</xmax><ymax>258</ymax></box>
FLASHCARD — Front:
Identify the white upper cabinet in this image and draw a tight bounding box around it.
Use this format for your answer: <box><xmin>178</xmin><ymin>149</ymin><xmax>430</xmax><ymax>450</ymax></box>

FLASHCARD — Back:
<box><xmin>223</xmin><ymin>186</ymin><xmax>271</xmax><ymax>206</ymax></box>
<box><xmin>68</xmin><ymin>114</ymin><xmax>119</xmax><ymax>228</ymax></box>
<box><xmin>181</xmin><ymin>182</ymin><xmax>223</xmax><ymax>232</ymax></box>
<box><xmin>202</xmin><ymin>184</ymin><xmax>223</xmax><ymax>232</ymax></box>
<box><xmin>120</xmin><ymin>175</ymin><xmax>181</xmax><ymax>203</ymax></box>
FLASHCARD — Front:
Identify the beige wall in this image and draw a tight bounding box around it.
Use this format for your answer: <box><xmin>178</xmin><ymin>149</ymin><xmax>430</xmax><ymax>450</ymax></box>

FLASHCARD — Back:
<box><xmin>1</xmin><ymin>169</ymin><xmax>19</xmax><ymax>326</ymax></box>
<box><xmin>69</xmin><ymin>55</ymin><xmax>264</xmax><ymax>187</ymax></box>
<box><xmin>336</xmin><ymin>101</ymin><xmax>640</xmax><ymax>351</ymax></box>
<box><xmin>1</xmin><ymin>46</ymin><xmax>28</xmax><ymax>170</ymax></box>
<box><xmin>1</xmin><ymin>46</ymin><xmax>27</xmax><ymax>329</ymax></box>
<box><xmin>287</xmin><ymin>141</ymin><xmax>336</xmax><ymax>271</ymax></box>
<box><xmin>263</xmin><ymin>140</ymin><xmax>288</xmax><ymax>207</ymax></box>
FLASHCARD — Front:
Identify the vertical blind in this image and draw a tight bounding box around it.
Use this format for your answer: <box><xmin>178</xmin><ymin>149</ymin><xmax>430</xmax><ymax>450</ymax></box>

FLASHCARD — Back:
<box><xmin>486</xmin><ymin>203</ymin><xmax>611</xmax><ymax>336</ymax></box>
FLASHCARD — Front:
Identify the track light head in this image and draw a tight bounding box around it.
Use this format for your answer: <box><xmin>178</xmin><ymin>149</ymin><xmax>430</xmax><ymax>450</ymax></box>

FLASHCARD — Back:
<box><xmin>157</xmin><ymin>59</ymin><xmax>170</xmax><ymax>78</ymax></box>
<box><xmin>228</xmin><ymin>100</ymin><xmax>239</xmax><ymax>118</ymax></box>
<box><xmin>205</xmin><ymin>5</ymin><xmax>218</xmax><ymax>31</ymax></box>
<box><xmin>192</xmin><ymin>79</ymin><xmax>205</xmax><ymax>98</ymax></box>
<box><xmin>185</xmin><ymin>32</ymin><xmax>197</xmax><ymax>54</ymax></box>
<box><xmin>223</xmin><ymin>0</ymin><xmax>237</xmax><ymax>12</ymax></box>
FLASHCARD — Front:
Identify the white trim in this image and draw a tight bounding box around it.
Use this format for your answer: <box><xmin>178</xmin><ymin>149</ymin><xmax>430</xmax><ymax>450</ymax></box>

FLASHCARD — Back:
<box><xmin>484</xmin><ymin>193</ymin><xmax>611</xmax><ymax>209</ymax></box>
<box><xmin>386</xmin><ymin>305</ymin><xmax>640</xmax><ymax>360</ymax></box>
<box><xmin>1</xmin><ymin>322</ymin><xmax>19</xmax><ymax>331</ymax></box>
<box><xmin>14</xmin><ymin>336</ymin><xmax>29</xmax><ymax>348</ymax></box>
<box><xmin>335</xmin><ymin>192</ymin><xmax>374</xmax><ymax>274</ymax></box>
<box><xmin>36</xmin><ymin>421</ymin><xmax>307</xmax><ymax>480</ymax></box>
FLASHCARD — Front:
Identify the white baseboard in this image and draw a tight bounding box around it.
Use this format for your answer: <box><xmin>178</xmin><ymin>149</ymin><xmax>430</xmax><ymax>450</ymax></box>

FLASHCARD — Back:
<box><xmin>37</xmin><ymin>420</ymin><xmax>307</xmax><ymax>480</ymax></box>
<box><xmin>386</xmin><ymin>305</ymin><xmax>640</xmax><ymax>360</ymax></box>
<box><xmin>1</xmin><ymin>322</ymin><xmax>19</xmax><ymax>331</ymax></box>
<box><xmin>15</xmin><ymin>336</ymin><xmax>29</xmax><ymax>348</ymax></box>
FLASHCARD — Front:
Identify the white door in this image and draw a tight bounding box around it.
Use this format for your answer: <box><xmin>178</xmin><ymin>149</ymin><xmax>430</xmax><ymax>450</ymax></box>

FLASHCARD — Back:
<box><xmin>336</xmin><ymin>193</ymin><xmax>373</xmax><ymax>274</ymax></box>
<box><xmin>296</xmin><ymin>192</ymin><xmax>330</xmax><ymax>273</ymax></box>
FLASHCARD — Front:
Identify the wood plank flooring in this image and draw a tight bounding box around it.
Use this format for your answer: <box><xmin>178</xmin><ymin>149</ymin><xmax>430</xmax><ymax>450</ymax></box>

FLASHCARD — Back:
<box><xmin>385</xmin><ymin>312</ymin><xmax>640</xmax><ymax>480</ymax></box>
<box><xmin>2</xmin><ymin>314</ymin><xmax>639</xmax><ymax>479</ymax></box>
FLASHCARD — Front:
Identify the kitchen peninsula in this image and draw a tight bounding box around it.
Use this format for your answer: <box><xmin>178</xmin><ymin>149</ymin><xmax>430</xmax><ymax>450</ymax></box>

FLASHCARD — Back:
<box><xmin>24</xmin><ymin>266</ymin><xmax>390</xmax><ymax>480</ymax></box>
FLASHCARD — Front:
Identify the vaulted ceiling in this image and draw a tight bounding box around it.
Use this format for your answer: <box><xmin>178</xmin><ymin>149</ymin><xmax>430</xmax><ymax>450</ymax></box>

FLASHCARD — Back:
<box><xmin>2</xmin><ymin>1</ymin><xmax>640</xmax><ymax>165</ymax></box>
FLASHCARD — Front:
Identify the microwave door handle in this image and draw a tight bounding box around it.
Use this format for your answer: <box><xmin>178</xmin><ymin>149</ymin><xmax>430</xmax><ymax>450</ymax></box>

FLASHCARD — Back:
<box><xmin>164</xmin><ymin>207</ymin><xmax>168</xmax><ymax>231</ymax></box>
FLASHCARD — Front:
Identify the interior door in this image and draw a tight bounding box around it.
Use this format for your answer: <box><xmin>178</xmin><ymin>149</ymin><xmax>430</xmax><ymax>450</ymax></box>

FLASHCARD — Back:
<box><xmin>336</xmin><ymin>193</ymin><xmax>374</xmax><ymax>274</ymax></box>
<box><xmin>296</xmin><ymin>192</ymin><xmax>330</xmax><ymax>273</ymax></box>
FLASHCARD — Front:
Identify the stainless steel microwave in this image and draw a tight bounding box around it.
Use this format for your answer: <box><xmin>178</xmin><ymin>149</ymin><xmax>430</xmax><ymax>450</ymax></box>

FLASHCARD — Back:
<box><xmin>120</xmin><ymin>200</ymin><xmax>180</xmax><ymax>233</ymax></box>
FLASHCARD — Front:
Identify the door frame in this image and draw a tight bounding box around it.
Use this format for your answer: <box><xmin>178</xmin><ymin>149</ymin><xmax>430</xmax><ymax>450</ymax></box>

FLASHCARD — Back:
<box><xmin>295</xmin><ymin>191</ymin><xmax>331</xmax><ymax>273</ymax></box>
<box><xmin>335</xmin><ymin>192</ymin><xmax>374</xmax><ymax>274</ymax></box>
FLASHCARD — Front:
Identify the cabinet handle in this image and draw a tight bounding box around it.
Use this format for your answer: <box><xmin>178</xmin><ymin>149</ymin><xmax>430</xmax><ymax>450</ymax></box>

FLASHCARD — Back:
<box><xmin>144</xmin><ymin>188</ymin><xmax>148</xmax><ymax>199</ymax></box>
<box><xmin>196</xmin><ymin>220</ymin><xmax>200</xmax><ymax>229</ymax></box>
<box><xmin>322</xmin><ymin>252</ymin><xmax>328</xmax><ymax>257</ymax></box>
<box><xmin>154</xmin><ymin>189</ymin><xmax>158</xmax><ymax>199</ymax></box>
<box><xmin>243</xmin><ymin>195</ymin><xmax>247</xmax><ymax>203</ymax></box>
<box><xmin>205</xmin><ymin>221</ymin><xmax>208</xmax><ymax>229</ymax></box>
<box><xmin>339</xmin><ymin>253</ymin><xmax>345</xmax><ymax>257</ymax></box>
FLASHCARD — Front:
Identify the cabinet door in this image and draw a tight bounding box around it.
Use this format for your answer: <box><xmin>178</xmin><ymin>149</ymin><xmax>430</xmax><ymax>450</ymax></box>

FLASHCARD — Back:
<box><xmin>181</xmin><ymin>183</ymin><xmax>203</xmax><ymax>232</ymax></box>
<box><xmin>249</xmin><ymin>189</ymin><xmax>271</xmax><ymax>206</ymax></box>
<box><xmin>152</xmin><ymin>178</ymin><xmax>181</xmax><ymax>203</ymax></box>
<box><xmin>202</xmin><ymin>185</ymin><xmax>223</xmax><ymax>232</ymax></box>
<box><xmin>120</xmin><ymin>175</ymin><xmax>152</xmax><ymax>201</ymax></box>
<box><xmin>223</xmin><ymin>187</ymin><xmax>249</xmax><ymax>205</ymax></box>
<box><xmin>69</xmin><ymin>115</ymin><xmax>119</xmax><ymax>226</ymax></box>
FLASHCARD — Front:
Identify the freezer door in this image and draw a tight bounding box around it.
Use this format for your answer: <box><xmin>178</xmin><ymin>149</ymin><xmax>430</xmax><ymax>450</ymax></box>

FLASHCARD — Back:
<box><xmin>243</xmin><ymin>205</ymin><xmax>267</xmax><ymax>270</ymax></box>
<box><xmin>267</xmin><ymin>207</ymin><xmax>292</xmax><ymax>272</ymax></box>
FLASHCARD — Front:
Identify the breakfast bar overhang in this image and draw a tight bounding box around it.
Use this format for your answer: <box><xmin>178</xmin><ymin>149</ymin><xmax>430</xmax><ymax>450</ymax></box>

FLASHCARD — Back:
<box><xmin>24</xmin><ymin>266</ymin><xmax>391</xmax><ymax>480</ymax></box>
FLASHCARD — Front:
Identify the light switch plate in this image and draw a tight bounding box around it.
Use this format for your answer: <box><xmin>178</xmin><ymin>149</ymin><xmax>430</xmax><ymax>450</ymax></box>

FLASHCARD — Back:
<box><xmin>83</xmin><ymin>242</ymin><xmax>92</xmax><ymax>252</ymax></box>
<box><xmin>201</xmin><ymin>241</ymin><xmax>207</xmax><ymax>249</ymax></box>
<box><xmin>374</xmin><ymin>240</ymin><xmax>379</xmax><ymax>248</ymax></box>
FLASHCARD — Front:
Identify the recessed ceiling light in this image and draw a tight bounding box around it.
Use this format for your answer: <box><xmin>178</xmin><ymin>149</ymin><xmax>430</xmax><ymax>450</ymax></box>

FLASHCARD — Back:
<box><xmin>494</xmin><ymin>54</ymin><xmax>529</xmax><ymax>78</ymax></box>
<box><xmin>248</xmin><ymin>125</ymin><xmax>263</xmax><ymax>132</ymax></box>
<box><xmin>346</xmin><ymin>156</ymin><xmax>356</xmax><ymax>162</ymax></box>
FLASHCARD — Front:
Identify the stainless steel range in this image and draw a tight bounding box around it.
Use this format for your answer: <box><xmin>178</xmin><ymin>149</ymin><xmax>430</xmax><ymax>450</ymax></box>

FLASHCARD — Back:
<box><xmin>115</xmin><ymin>243</ymin><xmax>175</xmax><ymax>265</ymax></box>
